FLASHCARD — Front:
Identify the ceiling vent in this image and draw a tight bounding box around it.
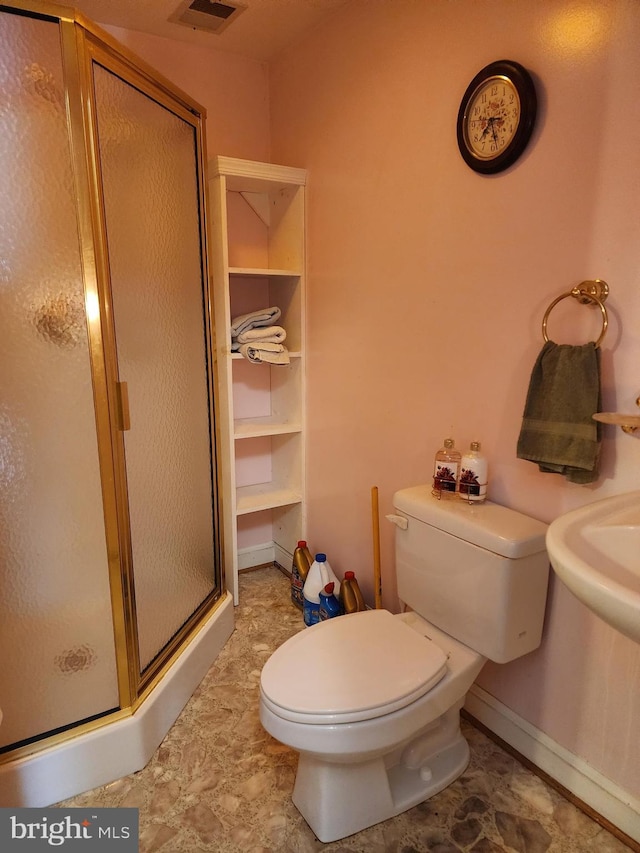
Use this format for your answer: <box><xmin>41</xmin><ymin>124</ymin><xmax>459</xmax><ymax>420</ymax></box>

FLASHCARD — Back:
<box><xmin>169</xmin><ymin>0</ymin><xmax>247</xmax><ymax>35</ymax></box>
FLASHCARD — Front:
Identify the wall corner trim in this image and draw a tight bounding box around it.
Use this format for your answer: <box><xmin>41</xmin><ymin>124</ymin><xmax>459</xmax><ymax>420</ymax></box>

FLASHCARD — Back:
<box><xmin>465</xmin><ymin>685</ymin><xmax>640</xmax><ymax>845</ymax></box>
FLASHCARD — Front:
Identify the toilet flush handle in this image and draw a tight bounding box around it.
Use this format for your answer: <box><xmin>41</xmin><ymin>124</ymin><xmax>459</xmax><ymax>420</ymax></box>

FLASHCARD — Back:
<box><xmin>386</xmin><ymin>514</ymin><xmax>408</xmax><ymax>530</ymax></box>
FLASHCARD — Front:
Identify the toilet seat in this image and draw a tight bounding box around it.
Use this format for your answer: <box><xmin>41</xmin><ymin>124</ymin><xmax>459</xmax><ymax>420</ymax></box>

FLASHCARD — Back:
<box><xmin>260</xmin><ymin>609</ymin><xmax>448</xmax><ymax>725</ymax></box>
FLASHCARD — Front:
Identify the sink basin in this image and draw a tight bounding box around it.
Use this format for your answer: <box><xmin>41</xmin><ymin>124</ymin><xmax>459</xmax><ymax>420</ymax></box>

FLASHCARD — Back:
<box><xmin>546</xmin><ymin>491</ymin><xmax>640</xmax><ymax>643</ymax></box>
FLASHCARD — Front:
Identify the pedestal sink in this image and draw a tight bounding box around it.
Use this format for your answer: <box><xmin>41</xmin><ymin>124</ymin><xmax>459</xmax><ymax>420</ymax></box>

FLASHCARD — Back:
<box><xmin>546</xmin><ymin>491</ymin><xmax>640</xmax><ymax>643</ymax></box>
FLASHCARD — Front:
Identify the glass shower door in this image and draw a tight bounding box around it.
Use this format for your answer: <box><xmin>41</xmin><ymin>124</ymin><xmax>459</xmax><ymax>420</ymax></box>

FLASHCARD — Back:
<box><xmin>92</xmin><ymin>62</ymin><xmax>220</xmax><ymax>677</ymax></box>
<box><xmin>0</xmin><ymin>10</ymin><xmax>119</xmax><ymax>750</ymax></box>
<box><xmin>0</xmin><ymin>3</ymin><xmax>223</xmax><ymax>761</ymax></box>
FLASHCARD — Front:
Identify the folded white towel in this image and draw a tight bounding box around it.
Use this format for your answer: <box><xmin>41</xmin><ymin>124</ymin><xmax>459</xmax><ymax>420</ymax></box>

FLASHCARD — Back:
<box><xmin>236</xmin><ymin>325</ymin><xmax>286</xmax><ymax>345</ymax></box>
<box><xmin>239</xmin><ymin>342</ymin><xmax>290</xmax><ymax>365</ymax></box>
<box><xmin>230</xmin><ymin>306</ymin><xmax>281</xmax><ymax>338</ymax></box>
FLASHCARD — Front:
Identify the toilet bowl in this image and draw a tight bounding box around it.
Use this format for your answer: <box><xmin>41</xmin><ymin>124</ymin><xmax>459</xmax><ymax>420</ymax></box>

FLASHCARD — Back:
<box><xmin>260</xmin><ymin>488</ymin><xmax>549</xmax><ymax>843</ymax></box>
<box><xmin>260</xmin><ymin>609</ymin><xmax>485</xmax><ymax>842</ymax></box>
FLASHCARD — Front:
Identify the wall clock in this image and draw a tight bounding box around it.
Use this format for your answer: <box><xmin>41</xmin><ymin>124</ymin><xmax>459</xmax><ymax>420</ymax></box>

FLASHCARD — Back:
<box><xmin>456</xmin><ymin>60</ymin><xmax>537</xmax><ymax>174</ymax></box>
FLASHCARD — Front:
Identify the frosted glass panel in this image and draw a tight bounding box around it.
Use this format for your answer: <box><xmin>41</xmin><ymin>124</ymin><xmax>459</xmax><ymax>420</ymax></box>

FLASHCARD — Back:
<box><xmin>0</xmin><ymin>11</ymin><xmax>119</xmax><ymax>749</ymax></box>
<box><xmin>93</xmin><ymin>65</ymin><xmax>218</xmax><ymax>672</ymax></box>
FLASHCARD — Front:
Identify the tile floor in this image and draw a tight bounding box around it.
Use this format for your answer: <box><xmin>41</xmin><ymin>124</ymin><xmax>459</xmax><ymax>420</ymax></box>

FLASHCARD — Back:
<box><xmin>59</xmin><ymin>567</ymin><xmax>633</xmax><ymax>852</ymax></box>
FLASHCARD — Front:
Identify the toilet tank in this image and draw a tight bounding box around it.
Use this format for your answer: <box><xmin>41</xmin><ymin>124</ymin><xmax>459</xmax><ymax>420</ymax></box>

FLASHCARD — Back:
<box><xmin>392</xmin><ymin>485</ymin><xmax>549</xmax><ymax>664</ymax></box>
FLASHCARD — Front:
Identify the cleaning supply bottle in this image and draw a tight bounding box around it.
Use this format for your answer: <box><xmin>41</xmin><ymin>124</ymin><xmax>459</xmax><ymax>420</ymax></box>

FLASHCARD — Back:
<box><xmin>432</xmin><ymin>438</ymin><xmax>461</xmax><ymax>498</ymax></box>
<box><xmin>319</xmin><ymin>582</ymin><xmax>342</xmax><ymax>621</ymax></box>
<box><xmin>290</xmin><ymin>540</ymin><xmax>313</xmax><ymax>609</ymax></box>
<box><xmin>303</xmin><ymin>554</ymin><xmax>328</xmax><ymax>626</ymax></box>
<box><xmin>340</xmin><ymin>571</ymin><xmax>366</xmax><ymax>614</ymax></box>
<box><xmin>459</xmin><ymin>441</ymin><xmax>488</xmax><ymax>502</ymax></box>
<box><xmin>303</xmin><ymin>554</ymin><xmax>341</xmax><ymax>626</ymax></box>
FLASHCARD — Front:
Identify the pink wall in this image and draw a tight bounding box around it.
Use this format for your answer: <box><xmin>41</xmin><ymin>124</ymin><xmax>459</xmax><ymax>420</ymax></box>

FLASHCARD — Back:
<box><xmin>100</xmin><ymin>0</ymin><xmax>639</xmax><ymax>811</ymax></box>
<box><xmin>269</xmin><ymin>0</ymin><xmax>640</xmax><ymax>799</ymax></box>
<box><xmin>102</xmin><ymin>25</ymin><xmax>270</xmax><ymax>163</ymax></box>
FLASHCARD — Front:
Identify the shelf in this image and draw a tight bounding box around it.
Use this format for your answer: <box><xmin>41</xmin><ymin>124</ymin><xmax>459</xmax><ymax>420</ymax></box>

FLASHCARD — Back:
<box><xmin>213</xmin><ymin>156</ymin><xmax>306</xmax><ymax>194</ymax></box>
<box><xmin>236</xmin><ymin>484</ymin><xmax>303</xmax><ymax>515</ymax></box>
<box><xmin>210</xmin><ymin>155</ymin><xmax>306</xmax><ymax>604</ymax></box>
<box><xmin>231</xmin><ymin>351</ymin><xmax>302</xmax><ymax>360</ymax></box>
<box><xmin>234</xmin><ymin>416</ymin><xmax>301</xmax><ymax>439</ymax></box>
<box><xmin>593</xmin><ymin>412</ymin><xmax>640</xmax><ymax>434</ymax></box>
<box><xmin>229</xmin><ymin>267</ymin><xmax>301</xmax><ymax>278</ymax></box>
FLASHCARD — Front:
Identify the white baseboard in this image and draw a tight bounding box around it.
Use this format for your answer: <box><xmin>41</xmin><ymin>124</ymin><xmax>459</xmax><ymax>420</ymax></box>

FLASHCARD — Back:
<box><xmin>237</xmin><ymin>542</ymin><xmax>293</xmax><ymax>575</ymax></box>
<box><xmin>273</xmin><ymin>542</ymin><xmax>293</xmax><ymax>573</ymax></box>
<box><xmin>237</xmin><ymin>542</ymin><xmax>275</xmax><ymax>571</ymax></box>
<box><xmin>465</xmin><ymin>685</ymin><xmax>640</xmax><ymax>844</ymax></box>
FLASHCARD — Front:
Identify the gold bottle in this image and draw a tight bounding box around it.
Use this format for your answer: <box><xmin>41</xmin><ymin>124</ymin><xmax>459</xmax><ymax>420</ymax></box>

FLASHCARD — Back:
<box><xmin>291</xmin><ymin>540</ymin><xmax>313</xmax><ymax>609</ymax></box>
<box><xmin>340</xmin><ymin>571</ymin><xmax>366</xmax><ymax>613</ymax></box>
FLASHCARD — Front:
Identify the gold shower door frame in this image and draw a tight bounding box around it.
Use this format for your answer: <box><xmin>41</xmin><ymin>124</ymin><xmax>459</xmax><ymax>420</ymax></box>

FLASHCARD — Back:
<box><xmin>2</xmin><ymin>0</ymin><xmax>225</xmax><ymax>758</ymax></box>
<box><xmin>74</xmin><ymin>14</ymin><xmax>225</xmax><ymax>708</ymax></box>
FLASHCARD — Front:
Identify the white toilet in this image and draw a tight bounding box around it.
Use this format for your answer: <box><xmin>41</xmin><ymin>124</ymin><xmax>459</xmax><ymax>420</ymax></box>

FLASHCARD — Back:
<box><xmin>260</xmin><ymin>485</ymin><xmax>549</xmax><ymax>843</ymax></box>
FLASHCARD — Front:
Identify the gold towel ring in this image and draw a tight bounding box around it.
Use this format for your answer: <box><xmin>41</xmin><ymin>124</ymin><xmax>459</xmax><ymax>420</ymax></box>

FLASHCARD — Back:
<box><xmin>542</xmin><ymin>280</ymin><xmax>609</xmax><ymax>348</ymax></box>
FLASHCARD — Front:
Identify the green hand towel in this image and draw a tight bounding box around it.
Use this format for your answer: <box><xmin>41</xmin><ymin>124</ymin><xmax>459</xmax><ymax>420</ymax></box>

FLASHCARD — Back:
<box><xmin>516</xmin><ymin>341</ymin><xmax>602</xmax><ymax>484</ymax></box>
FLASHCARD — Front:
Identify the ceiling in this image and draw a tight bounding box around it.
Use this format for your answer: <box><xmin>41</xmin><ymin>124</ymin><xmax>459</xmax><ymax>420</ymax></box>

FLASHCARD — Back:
<box><xmin>70</xmin><ymin>0</ymin><xmax>350</xmax><ymax>62</ymax></box>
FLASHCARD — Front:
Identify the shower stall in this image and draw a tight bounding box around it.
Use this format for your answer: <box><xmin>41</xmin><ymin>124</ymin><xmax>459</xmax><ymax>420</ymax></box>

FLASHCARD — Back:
<box><xmin>0</xmin><ymin>0</ymin><xmax>233</xmax><ymax>805</ymax></box>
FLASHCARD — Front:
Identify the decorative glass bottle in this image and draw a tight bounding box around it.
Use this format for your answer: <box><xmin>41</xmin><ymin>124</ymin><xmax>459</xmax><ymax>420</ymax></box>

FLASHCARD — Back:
<box><xmin>432</xmin><ymin>438</ymin><xmax>461</xmax><ymax>498</ymax></box>
<box><xmin>459</xmin><ymin>441</ymin><xmax>488</xmax><ymax>502</ymax></box>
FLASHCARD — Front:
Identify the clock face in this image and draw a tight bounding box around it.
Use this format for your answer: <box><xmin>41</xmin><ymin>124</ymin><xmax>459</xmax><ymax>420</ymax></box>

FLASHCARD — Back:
<box><xmin>456</xmin><ymin>60</ymin><xmax>537</xmax><ymax>174</ymax></box>
<box><xmin>464</xmin><ymin>76</ymin><xmax>520</xmax><ymax>160</ymax></box>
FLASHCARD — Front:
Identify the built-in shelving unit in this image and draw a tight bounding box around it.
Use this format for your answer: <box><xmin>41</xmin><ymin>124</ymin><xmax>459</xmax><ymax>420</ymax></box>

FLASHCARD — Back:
<box><xmin>209</xmin><ymin>156</ymin><xmax>307</xmax><ymax>603</ymax></box>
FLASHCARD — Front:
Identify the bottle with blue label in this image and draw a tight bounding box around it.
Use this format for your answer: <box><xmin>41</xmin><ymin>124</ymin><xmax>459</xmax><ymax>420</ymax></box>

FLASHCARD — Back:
<box><xmin>319</xmin><ymin>582</ymin><xmax>342</xmax><ymax>621</ymax></box>
<box><xmin>303</xmin><ymin>554</ymin><xmax>341</xmax><ymax>627</ymax></box>
<box><xmin>291</xmin><ymin>540</ymin><xmax>313</xmax><ymax>609</ymax></box>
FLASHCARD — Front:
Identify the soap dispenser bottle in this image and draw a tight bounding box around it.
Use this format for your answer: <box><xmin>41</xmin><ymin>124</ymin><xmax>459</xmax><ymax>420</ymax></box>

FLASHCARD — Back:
<box><xmin>459</xmin><ymin>441</ymin><xmax>488</xmax><ymax>502</ymax></box>
<box><xmin>433</xmin><ymin>438</ymin><xmax>461</xmax><ymax>498</ymax></box>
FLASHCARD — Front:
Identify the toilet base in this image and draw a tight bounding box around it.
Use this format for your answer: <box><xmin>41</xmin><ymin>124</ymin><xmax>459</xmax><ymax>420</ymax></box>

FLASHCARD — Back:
<box><xmin>291</xmin><ymin>706</ymin><xmax>469</xmax><ymax>843</ymax></box>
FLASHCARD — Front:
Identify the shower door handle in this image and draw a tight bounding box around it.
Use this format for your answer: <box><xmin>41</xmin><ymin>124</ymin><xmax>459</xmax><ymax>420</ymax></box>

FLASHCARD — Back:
<box><xmin>115</xmin><ymin>381</ymin><xmax>131</xmax><ymax>431</ymax></box>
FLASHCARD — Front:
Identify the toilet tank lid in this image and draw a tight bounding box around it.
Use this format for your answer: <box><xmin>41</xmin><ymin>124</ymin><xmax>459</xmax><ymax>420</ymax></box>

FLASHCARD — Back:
<box><xmin>393</xmin><ymin>485</ymin><xmax>547</xmax><ymax>559</ymax></box>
